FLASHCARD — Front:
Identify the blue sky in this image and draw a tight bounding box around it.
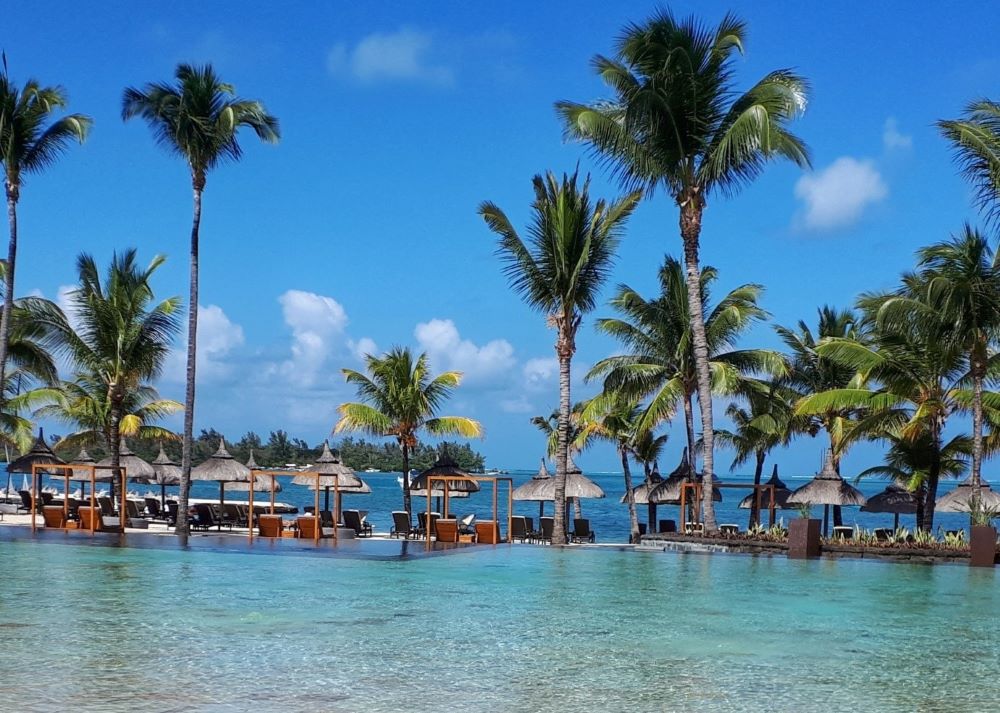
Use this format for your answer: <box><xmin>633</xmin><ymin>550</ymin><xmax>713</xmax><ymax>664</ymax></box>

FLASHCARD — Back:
<box><xmin>4</xmin><ymin>1</ymin><xmax>999</xmax><ymax>475</ymax></box>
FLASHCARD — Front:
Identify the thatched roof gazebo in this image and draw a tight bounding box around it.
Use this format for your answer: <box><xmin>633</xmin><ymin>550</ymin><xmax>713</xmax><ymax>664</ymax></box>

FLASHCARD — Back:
<box><xmin>512</xmin><ymin>457</ymin><xmax>553</xmax><ymax>514</ymax></box>
<box><xmin>935</xmin><ymin>477</ymin><xmax>1000</xmax><ymax>513</ymax></box>
<box><xmin>860</xmin><ymin>482</ymin><xmax>919</xmax><ymax>530</ymax></box>
<box><xmin>621</xmin><ymin>461</ymin><xmax>672</xmax><ymax>531</ymax></box>
<box><xmin>411</xmin><ymin>447</ymin><xmax>481</xmax><ymax>494</ymax></box>
<box><xmin>648</xmin><ymin>449</ymin><xmax>722</xmax><ymax>503</ymax></box>
<box><xmin>7</xmin><ymin>429</ymin><xmax>65</xmax><ymax>474</ymax></box>
<box><xmin>136</xmin><ymin>445</ymin><xmax>182</xmax><ymax>508</ymax></box>
<box><xmin>787</xmin><ymin>453</ymin><xmax>866</xmax><ymax>535</ymax></box>
<box><xmin>191</xmin><ymin>439</ymin><xmax>251</xmax><ymax>521</ymax></box>
<box><xmin>738</xmin><ymin>465</ymin><xmax>793</xmax><ymax>510</ymax></box>
<box><xmin>97</xmin><ymin>440</ymin><xmax>156</xmax><ymax>482</ymax></box>
<box><xmin>291</xmin><ymin>441</ymin><xmax>363</xmax><ymax>513</ymax></box>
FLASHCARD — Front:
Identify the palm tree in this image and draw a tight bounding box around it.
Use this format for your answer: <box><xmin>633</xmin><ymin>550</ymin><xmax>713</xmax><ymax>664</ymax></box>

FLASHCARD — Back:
<box><xmin>589</xmin><ymin>256</ymin><xmax>779</xmax><ymax>469</ymax></box>
<box><xmin>334</xmin><ymin>347</ymin><xmax>482</xmax><ymax>516</ymax></box>
<box><xmin>479</xmin><ymin>170</ymin><xmax>639</xmax><ymax>544</ymax></box>
<box><xmin>0</xmin><ymin>58</ymin><xmax>91</xmax><ymax>404</ymax></box>
<box><xmin>579</xmin><ymin>391</ymin><xmax>644</xmax><ymax>543</ymax></box>
<box><xmin>29</xmin><ymin>372</ymin><xmax>180</xmax><ymax>452</ymax></box>
<box><xmin>557</xmin><ymin>10</ymin><xmax>810</xmax><ymax>531</ymax></box>
<box><xmin>122</xmin><ymin>64</ymin><xmax>279</xmax><ymax>533</ymax></box>
<box><xmin>713</xmin><ymin>380</ymin><xmax>798</xmax><ymax>527</ymax></box>
<box><xmin>939</xmin><ymin>101</ymin><xmax>1000</xmax><ymax>225</ymax></box>
<box><xmin>29</xmin><ymin>250</ymin><xmax>180</xmax><ymax>501</ymax></box>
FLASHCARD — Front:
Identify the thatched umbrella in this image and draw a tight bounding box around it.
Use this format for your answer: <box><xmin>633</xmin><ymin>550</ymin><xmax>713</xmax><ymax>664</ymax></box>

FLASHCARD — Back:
<box><xmin>411</xmin><ymin>446</ymin><xmax>481</xmax><ymax>516</ymax></box>
<box><xmin>139</xmin><ymin>445</ymin><xmax>182</xmax><ymax>509</ymax></box>
<box><xmin>513</xmin><ymin>458</ymin><xmax>553</xmax><ymax>519</ymax></box>
<box><xmin>787</xmin><ymin>453</ymin><xmax>866</xmax><ymax>535</ymax></box>
<box><xmin>191</xmin><ymin>439</ymin><xmax>251</xmax><ymax>527</ymax></box>
<box><xmin>512</xmin><ymin>454</ymin><xmax>604</xmax><ymax>529</ymax></box>
<box><xmin>7</xmin><ymin>429</ymin><xmax>65</xmax><ymax>497</ymax></box>
<box><xmin>738</xmin><ymin>464</ymin><xmax>793</xmax><ymax>510</ymax></box>
<box><xmin>860</xmin><ymin>482</ymin><xmax>919</xmax><ymax>530</ymax></box>
<box><xmin>648</xmin><ymin>449</ymin><xmax>722</xmax><ymax>503</ymax></box>
<box><xmin>292</xmin><ymin>441</ymin><xmax>362</xmax><ymax>513</ymax></box>
<box><xmin>621</xmin><ymin>461</ymin><xmax>670</xmax><ymax>530</ymax></box>
<box><xmin>935</xmin><ymin>476</ymin><xmax>1000</xmax><ymax>513</ymax></box>
<box><xmin>97</xmin><ymin>440</ymin><xmax>156</xmax><ymax>482</ymax></box>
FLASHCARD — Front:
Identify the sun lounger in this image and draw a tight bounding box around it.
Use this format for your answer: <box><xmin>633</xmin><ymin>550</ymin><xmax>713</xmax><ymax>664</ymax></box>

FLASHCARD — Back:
<box><xmin>296</xmin><ymin>516</ymin><xmax>335</xmax><ymax>539</ymax></box>
<box><xmin>832</xmin><ymin>526</ymin><xmax>854</xmax><ymax>540</ymax></box>
<box><xmin>220</xmin><ymin>503</ymin><xmax>242</xmax><ymax>528</ymax></box>
<box><xmin>720</xmin><ymin>523</ymin><xmax>739</xmax><ymax>536</ymax></box>
<box><xmin>524</xmin><ymin>516</ymin><xmax>541</xmax><ymax>542</ymax></box>
<box><xmin>659</xmin><ymin>519</ymin><xmax>677</xmax><ymax>533</ymax></box>
<box><xmin>510</xmin><ymin>515</ymin><xmax>530</xmax><ymax>543</ymax></box>
<box><xmin>78</xmin><ymin>506</ymin><xmax>116</xmax><ymax>532</ymax></box>
<box><xmin>874</xmin><ymin>528</ymin><xmax>892</xmax><ymax>541</ymax></box>
<box><xmin>166</xmin><ymin>502</ymin><xmax>179</xmax><ymax>526</ymax></box>
<box><xmin>343</xmin><ymin>509</ymin><xmax>373</xmax><ymax>537</ymax></box>
<box><xmin>125</xmin><ymin>500</ymin><xmax>147</xmax><ymax>526</ymax></box>
<box><xmin>257</xmin><ymin>514</ymin><xmax>284</xmax><ymax>538</ymax></box>
<box><xmin>191</xmin><ymin>503</ymin><xmax>227</xmax><ymax>531</ymax></box>
<box><xmin>391</xmin><ymin>511</ymin><xmax>418</xmax><ymax>539</ymax></box>
<box><xmin>97</xmin><ymin>496</ymin><xmax>115</xmax><ymax>517</ymax></box>
<box><xmin>475</xmin><ymin>520</ymin><xmax>504</xmax><ymax>544</ymax></box>
<box><xmin>17</xmin><ymin>490</ymin><xmax>39</xmax><ymax>514</ymax></box>
<box><xmin>42</xmin><ymin>505</ymin><xmax>67</xmax><ymax>528</ymax></box>
<box><xmin>538</xmin><ymin>517</ymin><xmax>554</xmax><ymax>544</ymax></box>
<box><xmin>435</xmin><ymin>518</ymin><xmax>459</xmax><ymax>543</ymax></box>
<box><xmin>684</xmin><ymin>522</ymin><xmax>704</xmax><ymax>535</ymax></box>
<box><xmin>570</xmin><ymin>518</ymin><xmax>596</xmax><ymax>543</ymax></box>
<box><xmin>458</xmin><ymin>513</ymin><xmax>476</xmax><ymax>534</ymax></box>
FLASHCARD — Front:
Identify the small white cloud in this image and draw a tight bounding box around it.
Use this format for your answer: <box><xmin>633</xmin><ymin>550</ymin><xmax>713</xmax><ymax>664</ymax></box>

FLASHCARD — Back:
<box><xmin>327</xmin><ymin>28</ymin><xmax>453</xmax><ymax>86</ymax></box>
<box><xmin>883</xmin><ymin>117</ymin><xmax>912</xmax><ymax>151</ymax></box>
<box><xmin>522</xmin><ymin>357</ymin><xmax>558</xmax><ymax>390</ymax></box>
<box><xmin>794</xmin><ymin>157</ymin><xmax>888</xmax><ymax>231</ymax></box>
<box><xmin>499</xmin><ymin>395</ymin><xmax>534</xmax><ymax>414</ymax></box>
<box><xmin>278</xmin><ymin>289</ymin><xmax>349</xmax><ymax>387</ymax></box>
<box><xmin>414</xmin><ymin>318</ymin><xmax>515</xmax><ymax>384</ymax></box>
<box><xmin>165</xmin><ymin>304</ymin><xmax>244</xmax><ymax>383</ymax></box>
<box><xmin>348</xmin><ymin>336</ymin><xmax>377</xmax><ymax>361</ymax></box>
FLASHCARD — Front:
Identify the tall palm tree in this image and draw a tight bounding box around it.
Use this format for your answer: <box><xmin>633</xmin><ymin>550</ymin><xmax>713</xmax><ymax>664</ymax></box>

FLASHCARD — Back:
<box><xmin>590</xmin><ymin>256</ymin><xmax>780</xmax><ymax>469</ymax></box>
<box><xmin>939</xmin><ymin>101</ymin><xmax>1000</xmax><ymax>225</ymax></box>
<box><xmin>29</xmin><ymin>250</ymin><xmax>180</xmax><ymax>498</ymax></box>
<box><xmin>479</xmin><ymin>170</ymin><xmax>640</xmax><ymax>543</ymax></box>
<box><xmin>579</xmin><ymin>391</ymin><xmax>645</xmax><ymax>543</ymax></box>
<box><xmin>29</xmin><ymin>372</ymin><xmax>180</xmax><ymax>452</ymax></box>
<box><xmin>557</xmin><ymin>11</ymin><xmax>809</xmax><ymax>531</ymax></box>
<box><xmin>122</xmin><ymin>64</ymin><xmax>279</xmax><ymax>533</ymax></box>
<box><xmin>0</xmin><ymin>58</ymin><xmax>91</xmax><ymax>403</ymax></box>
<box><xmin>334</xmin><ymin>347</ymin><xmax>482</xmax><ymax>516</ymax></box>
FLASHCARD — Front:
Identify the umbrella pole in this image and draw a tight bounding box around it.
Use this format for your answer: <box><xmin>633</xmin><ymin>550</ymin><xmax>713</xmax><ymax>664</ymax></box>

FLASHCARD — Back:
<box><xmin>314</xmin><ymin>473</ymin><xmax>320</xmax><ymax>543</ymax></box>
<box><xmin>219</xmin><ymin>482</ymin><xmax>224</xmax><ymax>532</ymax></box>
<box><xmin>823</xmin><ymin>505</ymin><xmax>829</xmax><ymax>537</ymax></box>
<box><xmin>161</xmin><ymin>483</ymin><xmax>166</xmax><ymax>511</ymax></box>
<box><xmin>324</xmin><ymin>487</ymin><xmax>330</xmax><ymax>513</ymax></box>
<box><xmin>894</xmin><ymin>512</ymin><xmax>899</xmax><ymax>531</ymax></box>
<box><xmin>248</xmin><ymin>478</ymin><xmax>254</xmax><ymax>542</ymax></box>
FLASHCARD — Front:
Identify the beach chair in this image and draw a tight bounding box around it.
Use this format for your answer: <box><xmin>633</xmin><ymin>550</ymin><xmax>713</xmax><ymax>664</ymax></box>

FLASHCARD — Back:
<box><xmin>510</xmin><ymin>515</ymin><xmax>530</xmax><ymax>543</ymax></box>
<box><xmin>257</xmin><ymin>514</ymin><xmax>284</xmax><ymax>538</ymax></box>
<box><xmin>296</xmin><ymin>516</ymin><xmax>335</xmax><ymax>539</ymax></box>
<box><xmin>524</xmin><ymin>516</ymin><xmax>540</xmax><ymax>542</ymax></box>
<box><xmin>570</xmin><ymin>519</ymin><xmax>596</xmax><ymax>543</ymax></box>
<box><xmin>220</xmin><ymin>503</ymin><xmax>242</xmax><ymax>528</ymax></box>
<box><xmin>343</xmin><ymin>510</ymin><xmax>373</xmax><ymax>537</ymax></box>
<box><xmin>638</xmin><ymin>523</ymin><xmax>648</xmax><ymax>536</ymax></box>
<box><xmin>78</xmin><ymin>506</ymin><xmax>113</xmax><ymax>532</ymax></box>
<box><xmin>391</xmin><ymin>511</ymin><xmax>417</xmax><ymax>539</ymax></box>
<box><xmin>65</xmin><ymin>497</ymin><xmax>80</xmax><ymax>521</ymax></box>
<box><xmin>684</xmin><ymin>522</ymin><xmax>704</xmax><ymax>535</ymax></box>
<box><xmin>144</xmin><ymin>498</ymin><xmax>163</xmax><ymax>519</ymax></box>
<box><xmin>97</xmin><ymin>496</ymin><xmax>115</xmax><ymax>517</ymax></box>
<box><xmin>17</xmin><ymin>490</ymin><xmax>38</xmax><ymax>514</ymax></box>
<box><xmin>874</xmin><ymin>528</ymin><xmax>892</xmax><ymax>541</ymax></box>
<box><xmin>720</xmin><ymin>523</ymin><xmax>740</xmax><ymax>536</ymax></box>
<box><xmin>125</xmin><ymin>500</ymin><xmax>147</xmax><ymax>526</ymax></box>
<box><xmin>235</xmin><ymin>504</ymin><xmax>251</xmax><ymax>527</ymax></box>
<box><xmin>42</xmin><ymin>505</ymin><xmax>67</xmax><ymax>529</ymax></box>
<box><xmin>191</xmin><ymin>503</ymin><xmax>219</xmax><ymax>531</ymax></box>
<box><xmin>832</xmin><ymin>526</ymin><xmax>854</xmax><ymax>540</ymax></box>
<box><xmin>166</xmin><ymin>502</ymin><xmax>179</xmax><ymax>527</ymax></box>
<box><xmin>659</xmin><ymin>519</ymin><xmax>677</xmax><ymax>533</ymax></box>
<box><xmin>538</xmin><ymin>517</ymin><xmax>554</xmax><ymax>544</ymax></box>
<box><xmin>458</xmin><ymin>513</ymin><xmax>476</xmax><ymax>535</ymax></box>
<box><xmin>435</xmin><ymin>518</ymin><xmax>459</xmax><ymax>543</ymax></box>
<box><xmin>475</xmin><ymin>520</ymin><xmax>504</xmax><ymax>544</ymax></box>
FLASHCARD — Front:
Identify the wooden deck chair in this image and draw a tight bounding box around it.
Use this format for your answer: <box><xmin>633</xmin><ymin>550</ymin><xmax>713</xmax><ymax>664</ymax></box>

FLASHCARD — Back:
<box><xmin>78</xmin><ymin>506</ymin><xmax>110</xmax><ymax>532</ymax></box>
<box><xmin>435</xmin><ymin>518</ymin><xmax>459</xmax><ymax>543</ymax></box>
<box><xmin>296</xmin><ymin>516</ymin><xmax>334</xmax><ymax>539</ymax></box>
<box><xmin>42</xmin><ymin>505</ymin><xmax>67</xmax><ymax>529</ymax></box>
<box><xmin>257</xmin><ymin>514</ymin><xmax>284</xmax><ymax>538</ymax></box>
<box><xmin>475</xmin><ymin>520</ymin><xmax>504</xmax><ymax>544</ymax></box>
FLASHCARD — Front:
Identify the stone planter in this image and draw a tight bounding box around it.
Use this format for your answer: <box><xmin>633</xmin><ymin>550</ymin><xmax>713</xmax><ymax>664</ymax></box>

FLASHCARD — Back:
<box><xmin>788</xmin><ymin>518</ymin><xmax>821</xmax><ymax>560</ymax></box>
<box><xmin>969</xmin><ymin>525</ymin><xmax>997</xmax><ymax>568</ymax></box>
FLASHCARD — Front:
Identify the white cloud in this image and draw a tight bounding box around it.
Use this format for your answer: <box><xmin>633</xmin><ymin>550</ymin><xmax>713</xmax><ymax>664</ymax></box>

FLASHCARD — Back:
<box><xmin>522</xmin><ymin>357</ymin><xmax>558</xmax><ymax>390</ymax></box>
<box><xmin>414</xmin><ymin>318</ymin><xmax>515</xmax><ymax>384</ymax></box>
<box><xmin>499</xmin><ymin>395</ymin><xmax>534</xmax><ymax>414</ymax></box>
<box><xmin>327</xmin><ymin>28</ymin><xmax>453</xmax><ymax>86</ymax></box>
<box><xmin>794</xmin><ymin>157</ymin><xmax>888</xmax><ymax>231</ymax></box>
<box><xmin>165</xmin><ymin>304</ymin><xmax>244</xmax><ymax>383</ymax></box>
<box><xmin>883</xmin><ymin>117</ymin><xmax>912</xmax><ymax>151</ymax></box>
<box><xmin>348</xmin><ymin>336</ymin><xmax>377</xmax><ymax>362</ymax></box>
<box><xmin>277</xmin><ymin>289</ymin><xmax>349</xmax><ymax>387</ymax></box>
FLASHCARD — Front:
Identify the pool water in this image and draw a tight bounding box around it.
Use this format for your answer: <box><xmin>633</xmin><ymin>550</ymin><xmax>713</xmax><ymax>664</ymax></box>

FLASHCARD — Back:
<box><xmin>0</xmin><ymin>537</ymin><xmax>997</xmax><ymax>712</ymax></box>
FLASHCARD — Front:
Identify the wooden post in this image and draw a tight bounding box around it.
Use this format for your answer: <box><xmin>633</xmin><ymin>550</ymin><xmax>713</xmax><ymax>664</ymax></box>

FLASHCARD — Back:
<box><xmin>679</xmin><ymin>483</ymin><xmax>687</xmax><ymax>534</ymax></box>
<box><xmin>313</xmin><ymin>472</ymin><xmax>320</xmax><ymax>543</ymax></box>
<box><xmin>30</xmin><ymin>468</ymin><xmax>37</xmax><ymax>532</ymax></box>
<box><xmin>768</xmin><ymin>485</ymin><xmax>776</xmax><ymax>526</ymax></box>
<box><xmin>333</xmin><ymin>476</ymin><xmax>340</xmax><ymax>542</ymax></box>
<box><xmin>248</xmin><ymin>474</ymin><xmax>254</xmax><ymax>542</ymax></box>
<box><xmin>119</xmin><ymin>467</ymin><xmax>126</xmax><ymax>534</ymax></box>
<box><xmin>90</xmin><ymin>468</ymin><xmax>96</xmax><ymax>534</ymax></box>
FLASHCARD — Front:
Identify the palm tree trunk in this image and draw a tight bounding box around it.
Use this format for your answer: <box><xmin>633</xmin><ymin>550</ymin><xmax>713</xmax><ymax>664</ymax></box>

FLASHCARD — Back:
<box><xmin>177</xmin><ymin>181</ymin><xmax>203</xmax><ymax>535</ymax></box>
<box><xmin>971</xmin><ymin>344</ymin><xmax>985</xmax><ymax>493</ymax></box>
<box><xmin>748</xmin><ymin>450</ymin><xmax>765</xmax><ymax>528</ymax></box>
<box><xmin>680</xmin><ymin>200</ymin><xmax>717</xmax><ymax>532</ymax></box>
<box><xmin>401</xmin><ymin>441</ymin><xmax>412</xmax><ymax>516</ymax></box>
<box><xmin>924</xmin><ymin>418</ymin><xmax>943</xmax><ymax>532</ymax></box>
<box><xmin>682</xmin><ymin>393</ymin><xmax>696</xmax><ymax>467</ymax></box>
<box><xmin>552</xmin><ymin>327</ymin><xmax>572</xmax><ymax>546</ymax></box>
<box><xmin>108</xmin><ymin>396</ymin><xmax>122</xmax><ymax>529</ymax></box>
<box><xmin>621</xmin><ymin>447</ymin><xmax>639</xmax><ymax>543</ymax></box>
<box><xmin>0</xmin><ymin>189</ymin><xmax>18</xmax><ymax>406</ymax></box>
<box><xmin>830</xmin><ymin>436</ymin><xmax>842</xmax><ymax>527</ymax></box>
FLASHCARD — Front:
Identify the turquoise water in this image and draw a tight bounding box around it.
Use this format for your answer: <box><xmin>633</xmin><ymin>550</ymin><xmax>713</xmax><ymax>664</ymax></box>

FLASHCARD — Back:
<box><xmin>1</xmin><ymin>536</ymin><xmax>998</xmax><ymax>712</ymax></box>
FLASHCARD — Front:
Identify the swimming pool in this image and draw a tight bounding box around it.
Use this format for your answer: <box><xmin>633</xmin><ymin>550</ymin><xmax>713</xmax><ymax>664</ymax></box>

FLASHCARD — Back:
<box><xmin>0</xmin><ymin>536</ymin><xmax>997</xmax><ymax>712</ymax></box>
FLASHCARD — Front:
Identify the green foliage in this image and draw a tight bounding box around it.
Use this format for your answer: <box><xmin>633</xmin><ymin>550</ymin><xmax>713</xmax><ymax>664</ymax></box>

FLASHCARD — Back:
<box><xmin>939</xmin><ymin>101</ymin><xmax>1000</xmax><ymax>226</ymax></box>
<box><xmin>332</xmin><ymin>437</ymin><xmax>484</xmax><ymax>472</ymax></box>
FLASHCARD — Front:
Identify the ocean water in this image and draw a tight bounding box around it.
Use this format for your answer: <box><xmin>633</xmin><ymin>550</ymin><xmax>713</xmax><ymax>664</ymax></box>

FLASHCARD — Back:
<box><xmin>44</xmin><ymin>470</ymin><xmax>984</xmax><ymax>543</ymax></box>
<box><xmin>0</xmin><ymin>535</ymin><xmax>997</xmax><ymax>712</ymax></box>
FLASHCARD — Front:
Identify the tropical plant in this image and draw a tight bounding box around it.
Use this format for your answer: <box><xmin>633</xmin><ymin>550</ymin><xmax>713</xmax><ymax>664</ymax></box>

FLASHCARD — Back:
<box><xmin>479</xmin><ymin>170</ymin><xmax>639</xmax><ymax>544</ymax></box>
<box><xmin>939</xmin><ymin>101</ymin><xmax>1000</xmax><ymax>225</ymax></box>
<box><xmin>590</xmin><ymin>256</ymin><xmax>779</xmax><ymax>468</ymax></box>
<box><xmin>579</xmin><ymin>391</ymin><xmax>645</xmax><ymax>542</ymax></box>
<box><xmin>334</xmin><ymin>347</ymin><xmax>482</xmax><ymax>515</ymax></box>
<box><xmin>557</xmin><ymin>10</ymin><xmax>810</xmax><ymax>530</ymax></box>
<box><xmin>530</xmin><ymin>404</ymin><xmax>587</xmax><ymax>457</ymax></box>
<box><xmin>122</xmin><ymin>63</ymin><xmax>279</xmax><ymax>533</ymax></box>
<box><xmin>28</xmin><ymin>250</ymin><xmax>180</xmax><ymax>497</ymax></box>
<box><xmin>0</xmin><ymin>57</ymin><xmax>91</xmax><ymax>404</ymax></box>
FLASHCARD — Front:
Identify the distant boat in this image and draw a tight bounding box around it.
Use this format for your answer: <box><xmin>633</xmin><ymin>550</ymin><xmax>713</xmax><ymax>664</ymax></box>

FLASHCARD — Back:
<box><xmin>484</xmin><ymin>468</ymin><xmax>509</xmax><ymax>475</ymax></box>
<box><xmin>364</xmin><ymin>467</ymin><xmax>379</xmax><ymax>473</ymax></box>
